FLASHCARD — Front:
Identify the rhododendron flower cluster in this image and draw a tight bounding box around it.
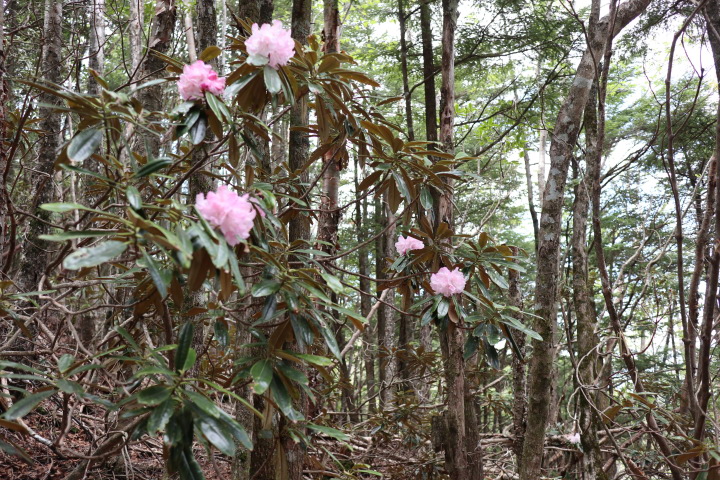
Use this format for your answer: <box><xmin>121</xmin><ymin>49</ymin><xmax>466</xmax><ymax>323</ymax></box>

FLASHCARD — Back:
<box><xmin>177</xmin><ymin>60</ymin><xmax>226</xmax><ymax>100</ymax></box>
<box><xmin>245</xmin><ymin>20</ymin><xmax>295</xmax><ymax>69</ymax></box>
<box><xmin>430</xmin><ymin>267</ymin><xmax>467</xmax><ymax>297</ymax></box>
<box><xmin>196</xmin><ymin>185</ymin><xmax>257</xmax><ymax>246</ymax></box>
<box><xmin>395</xmin><ymin>235</ymin><xmax>424</xmax><ymax>255</ymax></box>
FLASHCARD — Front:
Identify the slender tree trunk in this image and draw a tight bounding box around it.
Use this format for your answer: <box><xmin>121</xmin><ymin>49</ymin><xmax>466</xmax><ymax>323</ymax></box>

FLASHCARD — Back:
<box><xmin>16</xmin><ymin>0</ymin><xmax>63</xmax><ymax>301</ymax></box>
<box><xmin>520</xmin><ymin>2</ymin><xmax>652</xmax><ymax>478</ymax></box>
<box><xmin>418</xmin><ymin>0</ymin><xmax>437</xmax><ymax>405</ymax></box>
<box><xmin>398</xmin><ymin>0</ymin><xmax>414</xmax><ymax>141</ymax></box>
<box><xmin>128</xmin><ymin>0</ymin><xmax>143</xmax><ymax>84</ymax></box>
<box><xmin>573</xmin><ymin>83</ymin><xmax>605</xmax><ymax>480</ymax></box>
<box><xmin>88</xmin><ymin>0</ymin><xmax>105</xmax><ymax>93</ymax></box>
<box><xmin>0</xmin><ymin>0</ymin><xmax>8</xmax><ymax>244</ymax></box>
<box><xmin>508</xmin><ymin>248</ymin><xmax>526</xmax><ymax>464</ymax></box>
<box><xmin>693</xmin><ymin>0</ymin><xmax>720</xmax><ymax>448</ymax></box>
<box><xmin>420</xmin><ymin>0</ymin><xmax>437</xmax><ymax>146</ymax></box>
<box><xmin>281</xmin><ymin>2</ymin><xmax>311</xmax><ymax>478</ymax></box>
<box><xmin>523</xmin><ymin>148</ymin><xmax>539</xmax><ymax>250</ymax></box>
<box><xmin>355</xmin><ymin>173</ymin><xmax>376</xmax><ymax>412</ymax></box>
<box><xmin>435</xmin><ymin>0</ymin><xmax>481</xmax><ymax>478</ymax></box>
<box><xmin>317</xmin><ymin>0</ymin><xmax>341</xmax><ymax>255</ymax></box>
<box><xmin>135</xmin><ymin>0</ymin><xmax>176</xmax><ymax>157</ymax></box>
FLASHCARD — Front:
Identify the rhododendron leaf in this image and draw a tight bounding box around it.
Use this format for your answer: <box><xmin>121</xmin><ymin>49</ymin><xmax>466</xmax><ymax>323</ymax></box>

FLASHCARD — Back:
<box><xmin>319</xmin><ymin>320</ymin><xmax>341</xmax><ymax>359</ymax></box>
<box><xmin>4</xmin><ymin>389</ymin><xmax>57</xmax><ymax>420</ymax></box>
<box><xmin>250</xmin><ymin>359</ymin><xmax>272</xmax><ymax>394</ymax></box>
<box><xmin>464</xmin><ymin>334</ymin><xmax>480</xmax><ymax>361</ymax></box>
<box><xmin>437</xmin><ymin>298</ymin><xmax>449</xmax><ymax>319</ymax></box>
<box><xmin>292</xmin><ymin>353</ymin><xmax>333</xmax><ymax>367</ymax></box>
<box><xmin>205</xmin><ymin>91</ymin><xmax>230</xmax><ymax>123</ymax></box>
<box><xmin>263</xmin><ymin>66</ymin><xmax>282</xmax><ymax>94</ymax></box>
<box><xmin>140</xmin><ymin>249</ymin><xmax>168</xmax><ymax>299</ymax></box>
<box><xmin>133</xmin><ymin>158</ymin><xmax>172</xmax><ymax>178</ymax></box>
<box><xmin>214</xmin><ymin>320</ymin><xmax>229</xmax><ymax>348</ymax></box>
<box><xmin>196</xmin><ymin>411</ymin><xmax>235</xmax><ymax>456</ymax></box>
<box><xmin>247</xmin><ymin>53</ymin><xmax>269</xmax><ymax>67</ymax></box>
<box><xmin>270</xmin><ymin>376</ymin><xmax>303</xmax><ymax>421</ymax></box>
<box><xmin>126</xmin><ymin>186</ymin><xmax>142</xmax><ymax>212</ymax></box>
<box><xmin>199</xmin><ymin>46</ymin><xmax>222</xmax><ymax>62</ymax></box>
<box><xmin>138</xmin><ymin>385</ymin><xmax>172</xmax><ymax>406</ymax></box>
<box><xmin>500</xmin><ymin>315</ymin><xmax>542</xmax><ymax>341</ymax></box>
<box><xmin>175</xmin><ymin>323</ymin><xmax>194</xmax><ymax>373</ymax></box>
<box><xmin>290</xmin><ymin>315</ymin><xmax>314</xmax><ymax>350</ymax></box>
<box><xmin>63</xmin><ymin>241</ymin><xmax>127</xmax><ymax>270</ymax></box>
<box><xmin>57</xmin><ymin>354</ymin><xmax>75</xmax><ymax>373</ymax></box>
<box><xmin>307</xmin><ymin>424</ymin><xmax>349</xmax><ymax>441</ymax></box>
<box><xmin>67</xmin><ymin>128</ymin><xmax>103</xmax><ymax>163</ymax></box>
<box><xmin>189</xmin><ymin>114</ymin><xmax>207</xmax><ymax>145</ymax></box>
<box><xmin>252</xmin><ymin>279</ymin><xmax>281</xmax><ymax>297</ymax></box>
<box><xmin>40</xmin><ymin>230</ymin><xmax>115</xmax><ymax>242</ymax></box>
<box><xmin>320</xmin><ymin>272</ymin><xmax>343</xmax><ymax>294</ymax></box>
<box><xmin>147</xmin><ymin>398</ymin><xmax>177</xmax><ymax>435</ymax></box>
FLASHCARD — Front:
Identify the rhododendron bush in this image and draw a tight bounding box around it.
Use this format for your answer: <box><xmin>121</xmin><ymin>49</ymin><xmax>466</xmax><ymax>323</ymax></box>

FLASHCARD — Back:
<box><xmin>0</xmin><ymin>18</ymin><xmax>531</xmax><ymax>480</ymax></box>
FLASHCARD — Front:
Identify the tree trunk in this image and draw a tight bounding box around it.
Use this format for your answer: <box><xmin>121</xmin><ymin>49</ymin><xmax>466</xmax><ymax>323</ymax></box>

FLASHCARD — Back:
<box><xmin>238</xmin><ymin>0</ymin><xmax>273</xmax><ymax>26</ymax></box>
<box><xmin>398</xmin><ymin>0</ymin><xmax>414</xmax><ymax>141</ymax></box>
<box><xmin>128</xmin><ymin>0</ymin><xmax>143</xmax><ymax>84</ymax></box>
<box><xmin>135</xmin><ymin>0</ymin><xmax>177</xmax><ymax>157</ymax></box>
<box><xmin>508</xmin><ymin>247</ymin><xmax>526</xmax><ymax>464</ymax></box>
<box><xmin>317</xmin><ymin>0</ymin><xmax>341</xmax><ymax>256</ymax></box>
<box><xmin>15</xmin><ymin>0</ymin><xmax>63</xmax><ymax>302</ymax></box>
<box><xmin>520</xmin><ymin>1</ymin><xmax>652</xmax><ymax>477</ymax></box>
<box><xmin>435</xmin><ymin>0</ymin><xmax>481</xmax><ymax>478</ymax></box>
<box><xmin>280</xmin><ymin>2</ymin><xmax>312</xmax><ymax>478</ymax></box>
<box><xmin>88</xmin><ymin>0</ymin><xmax>105</xmax><ymax>94</ymax></box>
<box><xmin>420</xmin><ymin>0</ymin><xmax>437</xmax><ymax>145</ymax></box>
<box><xmin>693</xmin><ymin>0</ymin><xmax>720</xmax><ymax>449</ymax></box>
<box><xmin>573</xmin><ymin>82</ymin><xmax>605</xmax><ymax>480</ymax></box>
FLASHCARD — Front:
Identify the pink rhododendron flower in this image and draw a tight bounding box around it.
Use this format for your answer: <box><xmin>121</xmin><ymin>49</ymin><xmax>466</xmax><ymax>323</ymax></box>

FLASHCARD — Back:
<box><xmin>196</xmin><ymin>185</ymin><xmax>256</xmax><ymax>246</ymax></box>
<box><xmin>245</xmin><ymin>20</ymin><xmax>295</xmax><ymax>69</ymax></box>
<box><xmin>430</xmin><ymin>267</ymin><xmax>466</xmax><ymax>297</ymax></box>
<box><xmin>177</xmin><ymin>60</ymin><xmax>226</xmax><ymax>100</ymax></box>
<box><xmin>395</xmin><ymin>235</ymin><xmax>424</xmax><ymax>255</ymax></box>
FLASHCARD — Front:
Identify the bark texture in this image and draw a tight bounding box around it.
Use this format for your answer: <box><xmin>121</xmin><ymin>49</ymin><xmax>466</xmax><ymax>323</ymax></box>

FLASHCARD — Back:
<box><xmin>16</xmin><ymin>0</ymin><xmax>63</xmax><ymax>299</ymax></box>
<box><xmin>520</xmin><ymin>1</ymin><xmax>652</xmax><ymax>478</ymax></box>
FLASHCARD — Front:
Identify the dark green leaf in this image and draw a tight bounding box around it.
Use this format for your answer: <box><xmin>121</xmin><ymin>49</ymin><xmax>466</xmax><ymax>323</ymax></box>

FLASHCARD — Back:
<box><xmin>4</xmin><ymin>390</ymin><xmax>57</xmax><ymax>420</ymax></box>
<box><xmin>68</xmin><ymin>128</ymin><xmax>103</xmax><ymax>163</ymax></box>
<box><xmin>137</xmin><ymin>385</ymin><xmax>173</xmax><ymax>406</ymax></box>
<box><xmin>251</xmin><ymin>279</ymin><xmax>282</xmax><ymax>297</ymax></box>
<box><xmin>175</xmin><ymin>323</ymin><xmax>195</xmax><ymax>373</ymax></box>
<box><xmin>141</xmin><ymin>249</ymin><xmax>168</xmax><ymax>298</ymax></box>
<box><xmin>189</xmin><ymin>114</ymin><xmax>207</xmax><ymax>145</ymax></box>
<box><xmin>63</xmin><ymin>241</ymin><xmax>127</xmax><ymax>270</ymax></box>
<box><xmin>126</xmin><ymin>186</ymin><xmax>142</xmax><ymax>212</ymax></box>
<box><xmin>133</xmin><ymin>158</ymin><xmax>172</xmax><ymax>178</ymax></box>
<box><xmin>307</xmin><ymin>424</ymin><xmax>349</xmax><ymax>441</ymax></box>
<box><xmin>250</xmin><ymin>359</ymin><xmax>273</xmax><ymax>394</ymax></box>
<box><xmin>263</xmin><ymin>66</ymin><xmax>282</xmax><ymax>94</ymax></box>
<box><xmin>56</xmin><ymin>379</ymin><xmax>83</xmax><ymax>395</ymax></box>
<box><xmin>196</xmin><ymin>412</ymin><xmax>235</xmax><ymax>456</ymax></box>
<box><xmin>57</xmin><ymin>354</ymin><xmax>75</xmax><ymax>373</ymax></box>
<box><xmin>148</xmin><ymin>398</ymin><xmax>178</xmax><ymax>434</ymax></box>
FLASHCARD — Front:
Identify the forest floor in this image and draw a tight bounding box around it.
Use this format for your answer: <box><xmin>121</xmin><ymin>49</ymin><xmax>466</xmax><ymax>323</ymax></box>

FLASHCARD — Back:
<box><xmin>0</xmin><ymin>410</ymin><xmax>233</xmax><ymax>480</ymax></box>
